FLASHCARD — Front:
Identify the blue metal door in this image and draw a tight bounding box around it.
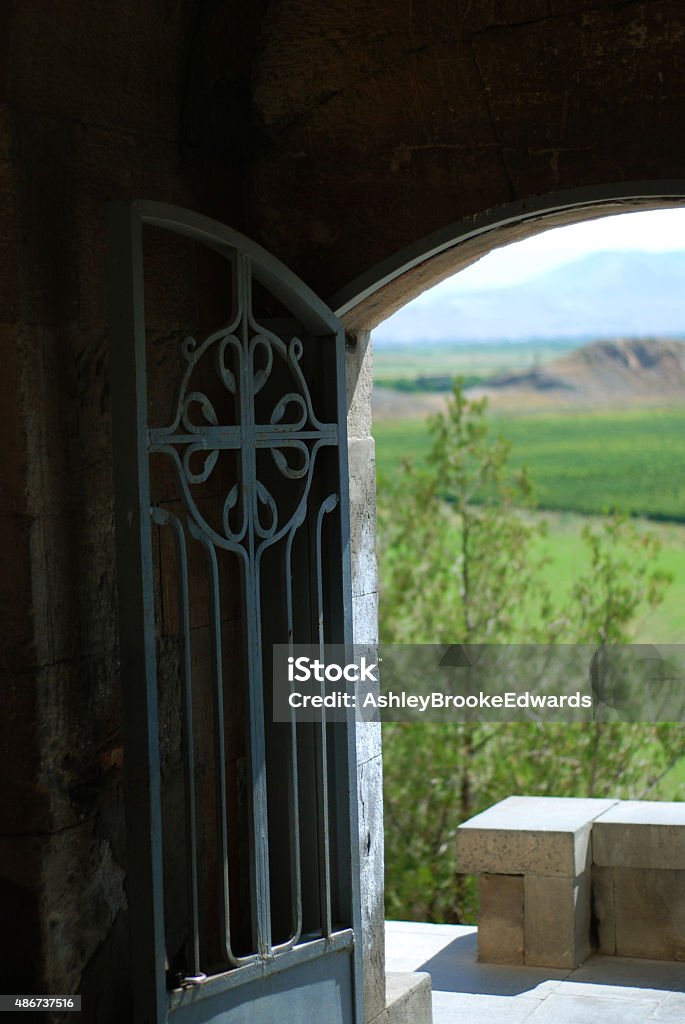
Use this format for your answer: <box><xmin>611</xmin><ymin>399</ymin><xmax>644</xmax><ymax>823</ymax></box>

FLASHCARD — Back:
<box><xmin>108</xmin><ymin>202</ymin><xmax>362</xmax><ymax>1024</ymax></box>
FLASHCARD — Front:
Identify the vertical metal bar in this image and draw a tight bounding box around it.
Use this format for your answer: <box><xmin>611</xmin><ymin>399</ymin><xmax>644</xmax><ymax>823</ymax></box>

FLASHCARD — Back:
<box><xmin>285</xmin><ymin>525</ymin><xmax>303</xmax><ymax>945</ymax></box>
<box><xmin>107</xmin><ymin>201</ymin><xmax>168</xmax><ymax>1024</ymax></box>
<box><xmin>270</xmin><ymin>525</ymin><xmax>303</xmax><ymax>952</ymax></box>
<box><xmin>238</xmin><ymin>254</ymin><xmax>272</xmax><ymax>956</ymax></box>
<box><xmin>187</xmin><ymin>519</ymin><xmax>244</xmax><ymax>968</ymax></box>
<box><xmin>314</xmin><ymin>494</ymin><xmax>338</xmax><ymax>938</ymax></box>
<box><xmin>248</xmin><ymin>562</ymin><xmax>272</xmax><ymax>954</ymax></box>
<box><xmin>152</xmin><ymin>508</ymin><xmax>201</xmax><ymax>976</ymax></box>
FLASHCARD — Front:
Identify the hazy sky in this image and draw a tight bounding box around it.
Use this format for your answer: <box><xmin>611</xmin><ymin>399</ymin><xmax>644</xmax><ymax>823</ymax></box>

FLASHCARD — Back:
<box><xmin>411</xmin><ymin>208</ymin><xmax>685</xmax><ymax>300</ymax></box>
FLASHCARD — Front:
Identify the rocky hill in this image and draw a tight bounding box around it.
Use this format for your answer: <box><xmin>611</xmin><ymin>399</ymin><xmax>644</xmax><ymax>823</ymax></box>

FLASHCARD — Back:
<box><xmin>473</xmin><ymin>338</ymin><xmax>685</xmax><ymax>409</ymax></box>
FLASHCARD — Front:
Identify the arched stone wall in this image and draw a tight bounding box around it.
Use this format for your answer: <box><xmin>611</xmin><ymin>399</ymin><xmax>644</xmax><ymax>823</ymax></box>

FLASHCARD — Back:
<box><xmin>334</xmin><ymin>187</ymin><xmax>685</xmax><ymax>330</ymax></box>
<box><xmin>244</xmin><ymin>1</ymin><xmax>685</xmax><ymax>304</ymax></box>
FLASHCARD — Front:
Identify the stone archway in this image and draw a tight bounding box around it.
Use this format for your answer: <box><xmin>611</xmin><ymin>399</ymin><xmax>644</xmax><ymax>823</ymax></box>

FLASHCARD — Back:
<box><xmin>334</xmin><ymin>182</ymin><xmax>685</xmax><ymax>330</ymax></box>
<box><xmin>335</xmin><ymin>185</ymin><xmax>685</xmax><ymax>1020</ymax></box>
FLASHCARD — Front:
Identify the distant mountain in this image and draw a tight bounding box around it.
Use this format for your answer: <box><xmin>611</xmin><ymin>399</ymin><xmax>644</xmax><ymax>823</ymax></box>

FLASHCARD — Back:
<box><xmin>374</xmin><ymin>250</ymin><xmax>685</xmax><ymax>344</ymax></box>
<box><xmin>472</xmin><ymin>337</ymin><xmax>685</xmax><ymax>410</ymax></box>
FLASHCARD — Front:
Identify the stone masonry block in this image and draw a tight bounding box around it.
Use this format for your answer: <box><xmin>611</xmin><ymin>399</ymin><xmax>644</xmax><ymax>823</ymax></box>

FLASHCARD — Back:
<box><xmin>593</xmin><ymin>801</ymin><xmax>685</xmax><ymax>870</ymax></box>
<box><xmin>0</xmin><ymin>835</ymin><xmax>45</xmax><ymax>991</ymax></box>
<box><xmin>348</xmin><ymin>436</ymin><xmax>377</xmax><ymax>599</ymax></box>
<box><xmin>610</xmin><ymin>867</ymin><xmax>685</xmax><ymax>961</ymax></box>
<box><xmin>592</xmin><ymin>865</ymin><xmax>616</xmax><ymax>955</ymax></box>
<box><xmin>345</xmin><ymin>329</ymin><xmax>373</xmax><ymax>440</ymax></box>
<box><xmin>524</xmin><ymin>871</ymin><xmax>592</xmax><ymax>968</ymax></box>
<box><xmin>371</xmin><ymin>972</ymin><xmax>432</xmax><ymax>1024</ymax></box>
<box><xmin>0</xmin><ymin>514</ymin><xmax>34</xmax><ymax>672</ymax></box>
<box><xmin>357</xmin><ymin>718</ymin><xmax>382</xmax><ymax>765</ymax></box>
<box><xmin>478</xmin><ymin>873</ymin><xmax>524</xmax><ymax>965</ymax></box>
<box><xmin>10</xmin><ymin>2</ymin><xmax>184</xmax><ymax>140</ymax></box>
<box><xmin>358</xmin><ymin>753</ymin><xmax>385</xmax><ymax>1021</ymax></box>
<box><xmin>353</xmin><ymin>591</ymin><xmax>378</xmax><ymax>646</ymax></box>
<box><xmin>457</xmin><ymin>796</ymin><xmax>618</xmax><ymax>878</ymax></box>
<box><xmin>0</xmin><ymin>325</ymin><xmax>28</xmax><ymax>513</ymax></box>
<box><xmin>0</xmin><ymin>672</ymin><xmax>43</xmax><ymax>833</ymax></box>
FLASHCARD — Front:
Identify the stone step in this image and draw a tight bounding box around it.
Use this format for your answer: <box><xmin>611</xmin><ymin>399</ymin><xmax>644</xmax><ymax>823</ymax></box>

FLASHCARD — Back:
<box><xmin>593</xmin><ymin>799</ymin><xmax>685</xmax><ymax>869</ymax></box>
<box><xmin>592</xmin><ymin>800</ymin><xmax>685</xmax><ymax>961</ymax></box>
<box><xmin>368</xmin><ymin>972</ymin><xmax>433</xmax><ymax>1024</ymax></box>
<box><xmin>456</xmin><ymin>796</ymin><xmax>618</xmax><ymax>877</ymax></box>
<box><xmin>457</xmin><ymin>796</ymin><xmax>618</xmax><ymax>968</ymax></box>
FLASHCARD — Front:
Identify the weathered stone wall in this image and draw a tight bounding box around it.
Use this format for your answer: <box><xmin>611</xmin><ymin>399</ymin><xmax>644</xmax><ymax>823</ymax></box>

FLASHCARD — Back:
<box><xmin>0</xmin><ymin>2</ymin><xmax>248</xmax><ymax>1013</ymax></box>
<box><xmin>247</xmin><ymin>0</ymin><xmax>685</xmax><ymax>308</ymax></box>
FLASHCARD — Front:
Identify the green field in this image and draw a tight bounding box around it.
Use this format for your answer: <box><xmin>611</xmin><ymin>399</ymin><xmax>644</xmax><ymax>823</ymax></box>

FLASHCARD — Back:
<box><xmin>528</xmin><ymin>511</ymin><xmax>685</xmax><ymax>644</ymax></box>
<box><xmin>375</xmin><ymin>406</ymin><xmax>685</xmax><ymax>646</ymax></box>
<box><xmin>375</xmin><ymin>407</ymin><xmax>685</xmax><ymax>521</ymax></box>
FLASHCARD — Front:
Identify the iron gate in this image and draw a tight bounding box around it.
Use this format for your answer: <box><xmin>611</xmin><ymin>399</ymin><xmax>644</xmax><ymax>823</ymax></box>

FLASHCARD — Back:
<box><xmin>108</xmin><ymin>202</ymin><xmax>363</xmax><ymax>1024</ymax></box>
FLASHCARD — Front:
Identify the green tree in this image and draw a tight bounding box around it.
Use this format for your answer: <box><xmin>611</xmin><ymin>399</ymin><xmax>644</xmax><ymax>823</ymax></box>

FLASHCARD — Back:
<box><xmin>379</xmin><ymin>382</ymin><xmax>684</xmax><ymax>923</ymax></box>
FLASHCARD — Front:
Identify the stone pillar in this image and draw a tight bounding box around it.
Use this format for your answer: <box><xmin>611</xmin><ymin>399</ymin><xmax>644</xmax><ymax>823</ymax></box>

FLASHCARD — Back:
<box><xmin>345</xmin><ymin>329</ymin><xmax>385</xmax><ymax>1022</ymax></box>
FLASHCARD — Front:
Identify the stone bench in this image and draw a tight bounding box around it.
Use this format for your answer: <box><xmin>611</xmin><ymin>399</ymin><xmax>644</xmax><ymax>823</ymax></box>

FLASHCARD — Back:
<box><xmin>592</xmin><ymin>800</ymin><xmax>685</xmax><ymax>961</ymax></box>
<box><xmin>456</xmin><ymin>795</ymin><xmax>618</xmax><ymax>968</ymax></box>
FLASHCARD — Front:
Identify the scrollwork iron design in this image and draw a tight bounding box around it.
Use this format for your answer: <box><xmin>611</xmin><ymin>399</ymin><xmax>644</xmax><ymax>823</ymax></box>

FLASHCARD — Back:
<box><xmin>148</xmin><ymin>254</ymin><xmax>338</xmax><ymax>556</ymax></box>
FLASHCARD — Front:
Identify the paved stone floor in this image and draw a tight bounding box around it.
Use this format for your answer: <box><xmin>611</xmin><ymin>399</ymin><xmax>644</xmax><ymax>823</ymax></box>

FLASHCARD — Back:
<box><xmin>386</xmin><ymin>920</ymin><xmax>685</xmax><ymax>1023</ymax></box>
